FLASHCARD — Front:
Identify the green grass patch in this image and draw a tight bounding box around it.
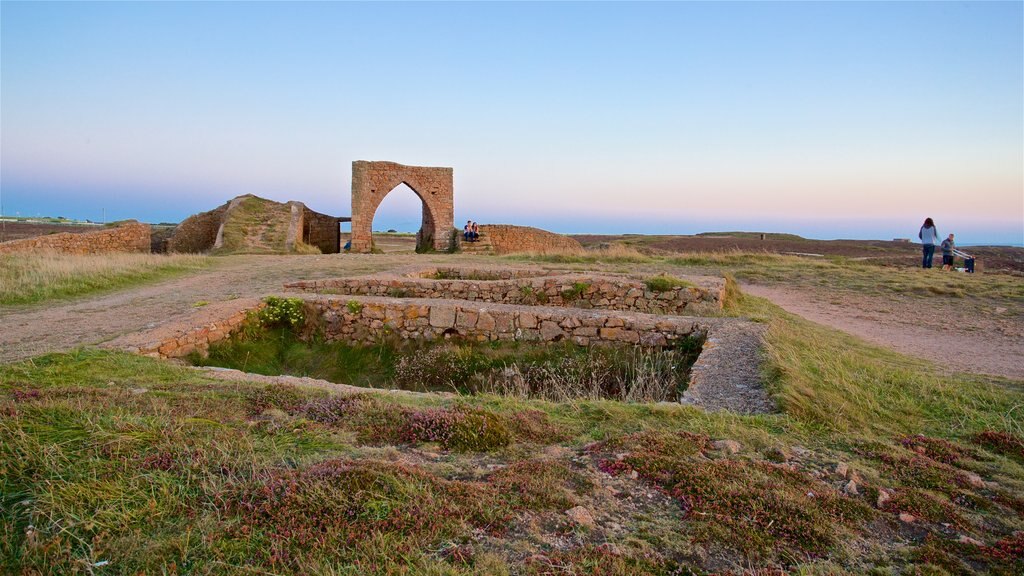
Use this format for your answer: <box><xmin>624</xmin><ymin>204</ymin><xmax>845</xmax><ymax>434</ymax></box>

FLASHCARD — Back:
<box><xmin>3</xmin><ymin>275</ymin><xmax>1024</xmax><ymax>573</ymax></box>
<box><xmin>643</xmin><ymin>274</ymin><xmax>693</xmax><ymax>292</ymax></box>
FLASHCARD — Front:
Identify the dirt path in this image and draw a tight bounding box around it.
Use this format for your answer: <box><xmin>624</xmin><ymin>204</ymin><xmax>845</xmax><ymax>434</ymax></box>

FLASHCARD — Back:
<box><xmin>743</xmin><ymin>283</ymin><xmax>1024</xmax><ymax>380</ymax></box>
<box><xmin>0</xmin><ymin>253</ymin><xmax>467</xmax><ymax>363</ymax></box>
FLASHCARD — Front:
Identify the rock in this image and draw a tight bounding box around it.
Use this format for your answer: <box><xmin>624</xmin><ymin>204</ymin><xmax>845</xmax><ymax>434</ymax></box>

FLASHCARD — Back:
<box><xmin>877</xmin><ymin>489</ymin><xmax>892</xmax><ymax>508</ymax></box>
<box><xmin>898</xmin><ymin>512</ymin><xmax>916</xmax><ymax>524</ymax></box>
<box><xmin>565</xmin><ymin>506</ymin><xmax>596</xmax><ymax>529</ymax></box>
<box><xmin>844</xmin><ymin>480</ymin><xmax>859</xmax><ymax>496</ymax></box>
<box><xmin>628</xmin><ymin>470</ymin><xmax>639</xmax><ymax>480</ymax></box>
<box><xmin>958</xmin><ymin>535</ymin><xmax>984</xmax><ymax>547</ymax></box>
<box><xmin>962</xmin><ymin>472</ymin><xmax>985</xmax><ymax>489</ymax></box>
<box><xmin>428</xmin><ymin>306</ymin><xmax>456</xmax><ymax>328</ymax></box>
<box><xmin>711</xmin><ymin>440</ymin><xmax>742</xmax><ymax>454</ymax></box>
<box><xmin>791</xmin><ymin>445</ymin><xmax>812</xmax><ymax>457</ymax></box>
<box><xmin>834</xmin><ymin>462</ymin><xmax>849</xmax><ymax>478</ymax></box>
<box><xmin>765</xmin><ymin>447</ymin><xmax>790</xmax><ymax>463</ymax></box>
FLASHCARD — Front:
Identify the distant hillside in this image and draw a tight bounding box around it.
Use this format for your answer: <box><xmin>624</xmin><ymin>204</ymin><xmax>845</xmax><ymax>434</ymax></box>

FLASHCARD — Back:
<box><xmin>696</xmin><ymin>231</ymin><xmax>807</xmax><ymax>241</ymax></box>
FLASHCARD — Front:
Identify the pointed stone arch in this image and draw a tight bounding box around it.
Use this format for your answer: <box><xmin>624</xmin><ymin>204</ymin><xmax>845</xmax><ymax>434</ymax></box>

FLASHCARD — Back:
<box><xmin>350</xmin><ymin>161</ymin><xmax>454</xmax><ymax>253</ymax></box>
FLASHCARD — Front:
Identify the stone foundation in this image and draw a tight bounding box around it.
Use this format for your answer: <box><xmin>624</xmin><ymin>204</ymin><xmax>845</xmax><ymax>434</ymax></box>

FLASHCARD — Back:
<box><xmin>311</xmin><ymin>296</ymin><xmax>709</xmax><ymax>347</ymax></box>
<box><xmin>285</xmin><ymin>270</ymin><xmax>724</xmax><ymax>315</ymax></box>
<box><xmin>0</xmin><ymin>221</ymin><xmax>151</xmax><ymax>256</ymax></box>
<box><xmin>106</xmin><ymin>299</ymin><xmax>262</xmax><ymax>359</ymax></box>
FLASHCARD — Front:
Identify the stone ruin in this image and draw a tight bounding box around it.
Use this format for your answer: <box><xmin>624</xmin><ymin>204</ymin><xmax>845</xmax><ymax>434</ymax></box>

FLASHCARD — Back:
<box><xmin>109</xmin><ymin>265</ymin><xmax>773</xmax><ymax>415</ymax></box>
<box><xmin>0</xmin><ymin>221</ymin><xmax>151</xmax><ymax>256</ymax></box>
<box><xmin>349</xmin><ymin>161</ymin><xmax>454</xmax><ymax>253</ymax></box>
<box><xmin>166</xmin><ymin>194</ymin><xmax>343</xmax><ymax>254</ymax></box>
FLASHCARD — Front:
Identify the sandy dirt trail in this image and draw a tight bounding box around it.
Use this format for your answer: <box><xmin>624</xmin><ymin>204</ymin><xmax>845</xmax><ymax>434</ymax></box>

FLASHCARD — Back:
<box><xmin>743</xmin><ymin>284</ymin><xmax>1024</xmax><ymax>380</ymax></box>
<box><xmin>0</xmin><ymin>254</ymin><xmax>438</xmax><ymax>363</ymax></box>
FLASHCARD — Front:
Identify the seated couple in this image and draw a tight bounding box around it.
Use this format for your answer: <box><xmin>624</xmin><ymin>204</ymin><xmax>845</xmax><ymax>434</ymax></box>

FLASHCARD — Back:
<box><xmin>463</xmin><ymin>221</ymin><xmax>480</xmax><ymax>242</ymax></box>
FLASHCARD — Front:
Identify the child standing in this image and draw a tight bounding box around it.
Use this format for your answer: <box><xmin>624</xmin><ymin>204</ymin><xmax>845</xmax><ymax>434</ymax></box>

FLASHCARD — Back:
<box><xmin>940</xmin><ymin>233</ymin><xmax>955</xmax><ymax>271</ymax></box>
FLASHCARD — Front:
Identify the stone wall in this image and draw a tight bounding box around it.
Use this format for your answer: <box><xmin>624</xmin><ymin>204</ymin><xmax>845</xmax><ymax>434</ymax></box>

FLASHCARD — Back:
<box><xmin>168</xmin><ymin>195</ymin><xmax>340</xmax><ymax>254</ymax></box>
<box><xmin>0</xmin><ymin>221</ymin><xmax>151</xmax><ymax>256</ymax></box>
<box><xmin>313</xmin><ymin>296</ymin><xmax>707</xmax><ymax>347</ymax></box>
<box><xmin>109</xmin><ymin>299</ymin><xmax>262</xmax><ymax>358</ymax></box>
<box><xmin>302</xmin><ymin>207</ymin><xmax>341</xmax><ymax>254</ymax></box>
<box><xmin>167</xmin><ymin>203</ymin><xmax>229</xmax><ymax>253</ymax></box>
<box><xmin>119</xmin><ymin>296</ymin><xmax>710</xmax><ymax>359</ymax></box>
<box><xmin>285</xmin><ymin>272</ymin><xmax>724</xmax><ymax>315</ymax></box>
<box><xmin>350</xmin><ymin>161</ymin><xmax>454</xmax><ymax>253</ymax></box>
<box><xmin>479</xmin><ymin>224</ymin><xmax>583</xmax><ymax>255</ymax></box>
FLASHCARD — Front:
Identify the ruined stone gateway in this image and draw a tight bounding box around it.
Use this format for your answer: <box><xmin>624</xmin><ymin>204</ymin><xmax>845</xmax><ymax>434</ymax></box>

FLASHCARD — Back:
<box><xmin>350</xmin><ymin>161</ymin><xmax>454</xmax><ymax>253</ymax></box>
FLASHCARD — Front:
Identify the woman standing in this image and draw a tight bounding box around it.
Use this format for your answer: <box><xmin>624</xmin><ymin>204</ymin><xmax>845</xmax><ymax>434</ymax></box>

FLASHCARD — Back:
<box><xmin>918</xmin><ymin>217</ymin><xmax>939</xmax><ymax>269</ymax></box>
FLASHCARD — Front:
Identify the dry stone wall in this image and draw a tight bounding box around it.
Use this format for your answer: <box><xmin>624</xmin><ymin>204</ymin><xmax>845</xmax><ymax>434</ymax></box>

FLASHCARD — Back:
<box><xmin>107</xmin><ymin>299</ymin><xmax>262</xmax><ymax>358</ymax></box>
<box><xmin>285</xmin><ymin>272</ymin><xmax>724</xmax><ymax>315</ymax></box>
<box><xmin>0</xmin><ymin>221</ymin><xmax>151</xmax><ymax>256</ymax></box>
<box><xmin>302</xmin><ymin>207</ymin><xmax>342</xmax><ymax>254</ymax></box>
<box><xmin>118</xmin><ymin>296</ymin><xmax>710</xmax><ymax>359</ymax></box>
<box><xmin>312</xmin><ymin>296</ymin><xmax>708</xmax><ymax>347</ymax></box>
<box><xmin>168</xmin><ymin>195</ymin><xmax>341</xmax><ymax>254</ymax></box>
<box><xmin>479</xmin><ymin>225</ymin><xmax>582</xmax><ymax>255</ymax></box>
<box><xmin>167</xmin><ymin>204</ymin><xmax>228</xmax><ymax>253</ymax></box>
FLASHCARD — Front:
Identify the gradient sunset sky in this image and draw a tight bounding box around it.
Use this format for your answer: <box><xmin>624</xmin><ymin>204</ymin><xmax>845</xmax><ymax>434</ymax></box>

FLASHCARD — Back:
<box><xmin>2</xmin><ymin>1</ymin><xmax>1022</xmax><ymax>244</ymax></box>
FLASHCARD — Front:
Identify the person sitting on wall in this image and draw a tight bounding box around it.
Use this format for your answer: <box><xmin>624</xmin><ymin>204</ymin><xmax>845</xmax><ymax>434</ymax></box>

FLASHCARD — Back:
<box><xmin>463</xmin><ymin>220</ymin><xmax>473</xmax><ymax>242</ymax></box>
<box><xmin>471</xmin><ymin>222</ymin><xmax>480</xmax><ymax>241</ymax></box>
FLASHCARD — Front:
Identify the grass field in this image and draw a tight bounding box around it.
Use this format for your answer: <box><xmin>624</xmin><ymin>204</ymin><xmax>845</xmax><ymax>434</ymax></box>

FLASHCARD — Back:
<box><xmin>2</xmin><ymin>286</ymin><xmax>1022</xmax><ymax>574</ymax></box>
<box><xmin>0</xmin><ymin>252</ymin><xmax>210</xmax><ymax>306</ymax></box>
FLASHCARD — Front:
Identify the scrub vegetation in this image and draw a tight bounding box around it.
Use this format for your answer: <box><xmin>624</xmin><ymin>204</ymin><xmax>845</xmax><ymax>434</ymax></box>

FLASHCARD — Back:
<box><xmin>3</xmin><ymin>281</ymin><xmax>1022</xmax><ymax>574</ymax></box>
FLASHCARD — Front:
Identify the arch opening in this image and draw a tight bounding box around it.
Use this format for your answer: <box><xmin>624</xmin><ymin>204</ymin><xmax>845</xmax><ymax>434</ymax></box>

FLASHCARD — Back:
<box><xmin>368</xmin><ymin>182</ymin><xmax>434</xmax><ymax>253</ymax></box>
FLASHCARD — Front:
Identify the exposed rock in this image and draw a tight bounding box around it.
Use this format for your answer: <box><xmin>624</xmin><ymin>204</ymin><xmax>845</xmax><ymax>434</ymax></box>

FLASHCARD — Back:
<box><xmin>962</xmin><ymin>472</ymin><xmax>985</xmax><ymax>489</ymax></box>
<box><xmin>877</xmin><ymin>489</ymin><xmax>892</xmax><ymax>508</ymax></box>
<box><xmin>834</xmin><ymin>462</ymin><xmax>850</xmax><ymax>478</ymax></box>
<box><xmin>958</xmin><ymin>535</ymin><xmax>984</xmax><ymax>547</ymax></box>
<box><xmin>565</xmin><ymin>506</ymin><xmax>596</xmax><ymax>528</ymax></box>
<box><xmin>711</xmin><ymin>439</ymin><xmax>742</xmax><ymax>454</ymax></box>
<box><xmin>898</xmin><ymin>512</ymin><xmax>916</xmax><ymax>523</ymax></box>
<box><xmin>844</xmin><ymin>480</ymin><xmax>859</xmax><ymax>496</ymax></box>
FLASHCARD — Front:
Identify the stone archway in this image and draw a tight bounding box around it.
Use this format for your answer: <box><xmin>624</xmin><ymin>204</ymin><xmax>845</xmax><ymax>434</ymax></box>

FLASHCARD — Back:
<box><xmin>350</xmin><ymin>161</ymin><xmax>454</xmax><ymax>253</ymax></box>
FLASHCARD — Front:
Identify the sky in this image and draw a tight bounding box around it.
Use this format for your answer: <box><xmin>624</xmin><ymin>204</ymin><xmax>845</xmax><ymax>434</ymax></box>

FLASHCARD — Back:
<box><xmin>2</xmin><ymin>1</ymin><xmax>1022</xmax><ymax>245</ymax></box>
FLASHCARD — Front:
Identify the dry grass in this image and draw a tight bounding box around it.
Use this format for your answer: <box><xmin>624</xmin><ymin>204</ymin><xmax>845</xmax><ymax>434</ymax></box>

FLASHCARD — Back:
<box><xmin>0</xmin><ymin>251</ymin><xmax>210</xmax><ymax>305</ymax></box>
<box><xmin>668</xmin><ymin>251</ymin><xmax>1024</xmax><ymax>301</ymax></box>
<box><xmin>507</xmin><ymin>243</ymin><xmax>651</xmax><ymax>263</ymax></box>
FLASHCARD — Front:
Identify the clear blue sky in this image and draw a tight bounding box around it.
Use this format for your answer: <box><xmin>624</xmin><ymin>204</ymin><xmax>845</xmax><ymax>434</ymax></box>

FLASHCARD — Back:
<box><xmin>2</xmin><ymin>1</ymin><xmax>1022</xmax><ymax>244</ymax></box>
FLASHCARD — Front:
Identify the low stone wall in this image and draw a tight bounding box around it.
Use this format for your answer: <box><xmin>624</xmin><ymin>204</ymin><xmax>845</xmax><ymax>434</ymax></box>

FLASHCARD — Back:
<box><xmin>105</xmin><ymin>299</ymin><xmax>262</xmax><ymax>358</ymax></box>
<box><xmin>410</xmin><ymin>266</ymin><xmax>558</xmax><ymax>280</ymax></box>
<box><xmin>285</xmin><ymin>273</ymin><xmax>724</xmax><ymax>315</ymax></box>
<box><xmin>480</xmin><ymin>224</ymin><xmax>583</xmax><ymax>255</ymax></box>
<box><xmin>312</xmin><ymin>296</ymin><xmax>707</xmax><ymax>347</ymax></box>
<box><xmin>0</xmin><ymin>221</ymin><xmax>151</xmax><ymax>256</ymax></box>
<box><xmin>111</xmin><ymin>294</ymin><xmax>771</xmax><ymax>413</ymax></box>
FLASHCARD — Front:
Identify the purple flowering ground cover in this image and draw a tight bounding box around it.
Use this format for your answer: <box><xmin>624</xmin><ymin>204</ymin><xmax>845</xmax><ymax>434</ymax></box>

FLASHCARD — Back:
<box><xmin>2</xmin><ymin>292</ymin><xmax>1023</xmax><ymax>575</ymax></box>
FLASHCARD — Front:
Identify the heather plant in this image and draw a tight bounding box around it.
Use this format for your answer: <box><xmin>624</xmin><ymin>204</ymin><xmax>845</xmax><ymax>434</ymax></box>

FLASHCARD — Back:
<box><xmin>973</xmin><ymin>430</ymin><xmax>1024</xmax><ymax>462</ymax></box>
<box><xmin>401</xmin><ymin>406</ymin><xmax>512</xmax><ymax>452</ymax></box>
<box><xmin>246</xmin><ymin>383</ymin><xmax>312</xmax><ymax>415</ymax></box>
<box><xmin>592</xmin><ymin>430</ymin><xmax>873</xmax><ymax>562</ymax></box>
